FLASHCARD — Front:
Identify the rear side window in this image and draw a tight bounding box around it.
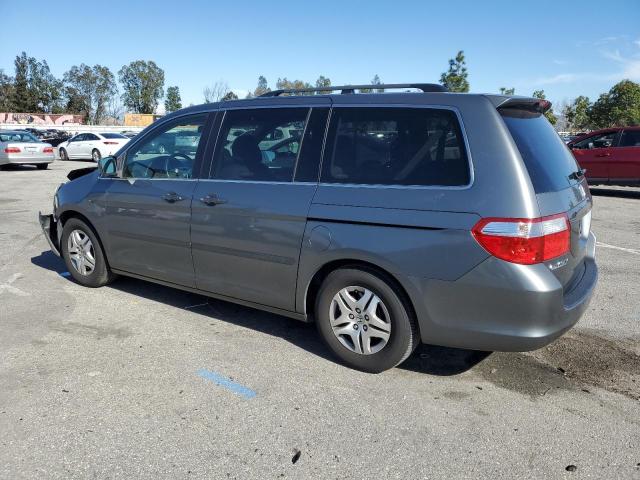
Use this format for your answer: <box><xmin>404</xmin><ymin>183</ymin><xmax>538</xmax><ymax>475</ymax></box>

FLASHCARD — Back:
<box><xmin>320</xmin><ymin>107</ymin><xmax>470</xmax><ymax>186</ymax></box>
<box><xmin>211</xmin><ymin>108</ymin><xmax>309</xmax><ymax>182</ymax></box>
<box><xmin>501</xmin><ymin>110</ymin><xmax>579</xmax><ymax>193</ymax></box>
<box><xmin>620</xmin><ymin>130</ymin><xmax>640</xmax><ymax>147</ymax></box>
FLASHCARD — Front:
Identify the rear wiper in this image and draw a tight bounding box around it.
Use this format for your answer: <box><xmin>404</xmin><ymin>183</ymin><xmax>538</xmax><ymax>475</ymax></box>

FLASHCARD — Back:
<box><xmin>568</xmin><ymin>168</ymin><xmax>586</xmax><ymax>181</ymax></box>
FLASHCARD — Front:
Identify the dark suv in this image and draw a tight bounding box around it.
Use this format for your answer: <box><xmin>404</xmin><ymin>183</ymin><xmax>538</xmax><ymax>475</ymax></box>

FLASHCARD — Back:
<box><xmin>39</xmin><ymin>83</ymin><xmax>598</xmax><ymax>372</ymax></box>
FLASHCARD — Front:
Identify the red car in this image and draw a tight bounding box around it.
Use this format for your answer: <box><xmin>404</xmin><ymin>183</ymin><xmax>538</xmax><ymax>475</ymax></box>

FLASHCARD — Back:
<box><xmin>568</xmin><ymin>126</ymin><xmax>640</xmax><ymax>186</ymax></box>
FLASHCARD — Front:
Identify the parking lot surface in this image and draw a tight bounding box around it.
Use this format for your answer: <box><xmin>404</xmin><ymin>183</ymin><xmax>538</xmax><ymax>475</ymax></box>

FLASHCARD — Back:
<box><xmin>1</xmin><ymin>160</ymin><xmax>639</xmax><ymax>479</ymax></box>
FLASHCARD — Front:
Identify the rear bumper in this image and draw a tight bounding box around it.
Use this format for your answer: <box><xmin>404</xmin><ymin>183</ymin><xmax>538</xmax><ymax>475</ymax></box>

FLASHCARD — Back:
<box><xmin>407</xmin><ymin>232</ymin><xmax>598</xmax><ymax>352</ymax></box>
<box><xmin>38</xmin><ymin>212</ymin><xmax>61</xmax><ymax>257</ymax></box>
<box><xmin>1</xmin><ymin>155</ymin><xmax>54</xmax><ymax>165</ymax></box>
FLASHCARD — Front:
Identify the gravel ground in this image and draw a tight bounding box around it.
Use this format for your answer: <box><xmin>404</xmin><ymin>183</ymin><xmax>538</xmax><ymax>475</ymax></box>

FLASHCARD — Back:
<box><xmin>0</xmin><ymin>160</ymin><xmax>639</xmax><ymax>479</ymax></box>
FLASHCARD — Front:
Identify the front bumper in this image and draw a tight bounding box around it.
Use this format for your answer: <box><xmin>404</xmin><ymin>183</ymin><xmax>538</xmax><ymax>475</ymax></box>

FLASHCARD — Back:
<box><xmin>38</xmin><ymin>212</ymin><xmax>61</xmax><ymax>256</ymax></box>
<box><xmin>407</xmin><ymin>232</ymin><xmax>598</xmax><ymax>352</ymax></box>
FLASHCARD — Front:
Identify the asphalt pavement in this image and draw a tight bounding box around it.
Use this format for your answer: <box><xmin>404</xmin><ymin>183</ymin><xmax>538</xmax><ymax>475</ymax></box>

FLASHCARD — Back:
<box><xmin>1</xmin><ymin>160</ymin><xmax>639</xmax><ymax>479</ymax></box>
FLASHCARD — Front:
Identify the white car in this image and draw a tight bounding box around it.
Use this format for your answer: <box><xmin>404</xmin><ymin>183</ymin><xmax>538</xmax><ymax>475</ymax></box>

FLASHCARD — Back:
<box><xmin>0</xmin><ymin>130</ymin><xmax>55</xmax><ymax>170</ymax></box>
<box><xmin>58</xmin><ymin>132</ymin><xmax>130</xmax><ymax>162</ymax></box>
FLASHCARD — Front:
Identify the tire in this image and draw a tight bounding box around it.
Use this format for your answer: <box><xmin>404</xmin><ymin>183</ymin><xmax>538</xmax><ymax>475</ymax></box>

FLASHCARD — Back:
<box><xmin>59</xmin><ymin>148</ymin><xmax>68</xmax><ymax>161</ymax></box>
<box><xmin>315</xmin><ymin>267</ymin><xmax>418</xmax><ymax>373</ymax></box>
<box><xmin>61</xmin><ymin>218</ymin><xmax>116</xmax><ymax>288</ymax></box>
<box><xmin>92</xmin><ymin>149</ymin><xmax>101</xmax><ymax>162</ymax></box>
<box><xmin>36</xmin><ymin>163</ymin><xmax>48</xmax><ymax>170</ymax></box>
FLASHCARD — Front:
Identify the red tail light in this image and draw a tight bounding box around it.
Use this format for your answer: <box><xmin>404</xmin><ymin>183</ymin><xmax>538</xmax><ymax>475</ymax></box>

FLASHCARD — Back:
<box><xmin>472</xmin><ymin>213</ymin><xmax>570</xmax><ymax>265</ymax></box>
<box><xmin>43</xmin><ymin>147</ymin><xmax>54</xmax><ymax>153</ymax></box>
<box><xmin>103</xmin><ymin>141</ymin><xmax>118</xmax><ymax>145</ymax></box>
<box><xmin>4</xmin><ymin>147</ymin><xmax>21</xmax><ymax>153</ymax></box>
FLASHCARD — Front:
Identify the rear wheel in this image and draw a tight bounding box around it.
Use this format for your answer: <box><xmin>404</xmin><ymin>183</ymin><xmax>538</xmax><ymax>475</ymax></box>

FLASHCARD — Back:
<box><xmin>61</xmin><ymin>218</ymin><xmax>116</xmax><ymax>287</ymax></box>
<box><xmin>59</xmin><ymin>148</ymin><xmax>68</xmax><ymax>161</ymax></box>
<box><xmin>36</xmin><ymin>163</ymin><xmax>48</xmax><ymax>170</ymax></box>
<box><xmin>315</xmin><ymin>267</ymin><xmax>418</xmax><ymax>373</ymax></box>
<box><xmin>92</xmin><ymin>149</ymin><xmax>101</xmax><ymax>162</ymax></box>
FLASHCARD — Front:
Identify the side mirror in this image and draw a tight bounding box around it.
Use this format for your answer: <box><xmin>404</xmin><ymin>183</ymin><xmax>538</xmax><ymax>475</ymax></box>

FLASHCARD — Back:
<box><xmin>98</xmin><ymin>156</ymin><xmax>117</xmax><ymax>176</ymax></box>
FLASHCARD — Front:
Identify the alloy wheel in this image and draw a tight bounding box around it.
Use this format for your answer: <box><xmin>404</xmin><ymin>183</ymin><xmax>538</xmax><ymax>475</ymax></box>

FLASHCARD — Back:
<box><xmin>329</xmin><ymin>286</ymin><xmax>391</xmax><ymax>355</ymax></box>
<box><xmin>67</xmin><ymin>229</ymin><xmax>96</xmax><ymax>276</ymax></box>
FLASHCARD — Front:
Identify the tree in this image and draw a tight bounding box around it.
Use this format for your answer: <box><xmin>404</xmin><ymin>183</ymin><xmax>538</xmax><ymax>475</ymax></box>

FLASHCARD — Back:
<box><xmin>118</xmin><ymin>60</ymin><xmax>165</xmax><ymax>114</ymax></box>
<box><xmin>588</xmin><ymin>80</ymin><xmax>640</xmax><ymax>128</ymax></box>
<box><xmin>499</xmin><ymin>87</ymin><xmax>515</xmax><ymax>95</ymax></box>
<box><xmin>221</xmin><ymin>90</ymin><xmax>238</xmax><ymax>101</ymax></box>
<box><xmin>164</xmin><ymin>86</ymin><xmax>182</xmax><ymax>112</ymax></box>
<box><xmin>63</xmin><ymin>64</ymin><xmax>117</xmax><ymax>124</ymax></box>
<box><xmin>563</xmin><ymin>96</ymin><xmax>591</xmax><ymax>131</ymax></box>
<box><xmin>276</xmin><ymin>78</ymin><xmax>313</xmax><ymax>94</ymax></box>
<box><xmin>253</xmin><ymin>75</ymin><xmax>270</xmax><ymax>96</ymax></box>
<box><xmin>440</xmin><ymin>50</ymin><xmax>469</xmax><ymax>93</ymax></box>
<box><xmin>532</xmin><ymin>89</ymin><xmax>557</xmax><ymax>125</ymax></box>
<box><xmin>0</xmin><ymin>70</ymin><xmax>15</xmax><ymax>111</ymax></box>
<box><xmin>203</xmin><ymin>80</ymin><xmax>229</xmax><ymax>103</ymax></box>
<box><xmin>11</xmin><ymin>52</ymin><xmax>63</xmax><ymax>113</ymax></box>
<box><xmin>372</xmin><ymin>74</ymin><xmax>383</xmax><ymax>93</ymax></box>
<box><xmin>315</xmin><ymin>75</ymin><xmax>331</xmax><ymax>94</ymax></box>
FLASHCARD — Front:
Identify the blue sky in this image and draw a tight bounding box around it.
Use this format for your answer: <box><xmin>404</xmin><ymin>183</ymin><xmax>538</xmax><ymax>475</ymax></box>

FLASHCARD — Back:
<box><xmin>1</xmin><ymin>0</ymin><xmax>639</xmax><ymax>112</ymax></box>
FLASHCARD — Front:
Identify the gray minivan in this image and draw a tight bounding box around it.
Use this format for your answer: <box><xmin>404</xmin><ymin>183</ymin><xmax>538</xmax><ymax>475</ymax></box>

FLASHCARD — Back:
<box><xmin>39</xmin><ymin>83</ymin><xmax>597</xmax><ymax>372</ymax></box>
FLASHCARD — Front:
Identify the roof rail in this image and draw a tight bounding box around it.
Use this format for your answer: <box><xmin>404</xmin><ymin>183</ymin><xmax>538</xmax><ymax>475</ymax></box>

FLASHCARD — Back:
<box><xmin>259</xmin><ymin>83</ymin><xmax>447</xmax><ymax>97</ymax></box>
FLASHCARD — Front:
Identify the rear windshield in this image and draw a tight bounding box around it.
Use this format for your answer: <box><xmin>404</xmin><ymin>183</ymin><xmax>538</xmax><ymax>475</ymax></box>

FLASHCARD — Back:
<box><xmin>500</xmin><ymin>109</ymin><xmax>579</xmax><ymax>193</ymax></box>
<box><xmin>0</xmin><ymin>132</ymin><xmax>39</xmax><ymax>143</ymax></box>
<box><xmin>102</xmin><ymin>133</ymin><xmax>127</xmax><ymax>139</ymax></box>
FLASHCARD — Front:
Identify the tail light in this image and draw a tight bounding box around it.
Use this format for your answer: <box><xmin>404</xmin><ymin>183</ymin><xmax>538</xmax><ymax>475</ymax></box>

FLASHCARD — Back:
<box><xmin>43</xmin><ymin>147</ymin><xmax>54</xmax><ymax>153</ymax></box>
<box><xmin>472</xmin><ymin>213</ymin><xmax>570</xmax><ymax>265</ymax></box>
<box><xmin>103</xmin><ymin>141</ymin><xmax>118</xmax><ymax>145</ymax></box>
<box><xmin>4</xmin><ymin>147</ymin><xmax>21</xmax><ymax>153</ymax></box>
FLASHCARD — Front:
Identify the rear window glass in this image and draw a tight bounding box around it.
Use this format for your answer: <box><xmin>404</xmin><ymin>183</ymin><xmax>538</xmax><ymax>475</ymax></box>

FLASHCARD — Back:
<box><xmin>500</xmin><ymin>109</ymin><xmax>579</xmax><ymax>193</ymax></box>
<box><xmin>321</xmin><ymin>107</ymin><xmax>470</xmax><ymax>187</ymax></box>
<box><xmin>102</xmin><ymin>133</ymin><xmax>127</xmax><ymax>139</ymax></box>
<box><xmin>0</xmin><ymin>132</ymin><xmax>39</xmax><ymax>142</ymax></box>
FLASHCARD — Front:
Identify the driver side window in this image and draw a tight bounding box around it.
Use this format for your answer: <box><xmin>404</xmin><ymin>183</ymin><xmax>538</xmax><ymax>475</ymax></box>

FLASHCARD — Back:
<box><xmin>573</xmin><ymin>132</ymin><xmax>616</xmax><ymax>150</ymax></box>
<box><xmin>122</xmin><ymin>114</ymin><xmax>207</xmax><ymax>179</ymax></box>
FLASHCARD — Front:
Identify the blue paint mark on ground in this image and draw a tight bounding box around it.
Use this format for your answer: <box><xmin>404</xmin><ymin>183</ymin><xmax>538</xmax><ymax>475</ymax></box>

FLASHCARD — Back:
<box><xmin>197</xmin><ymin>369</ymin><xmax>256</xmax><ymax>399</ymax></box>
<box><xmin>59</xmin><ymin>271</ymin><xmax>71</xmax><ymax>277</ymax></box>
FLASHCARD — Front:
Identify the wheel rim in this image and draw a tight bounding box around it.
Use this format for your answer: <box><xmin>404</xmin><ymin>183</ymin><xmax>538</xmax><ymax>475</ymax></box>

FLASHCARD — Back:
<box><xmin>92</xmin><ymin>150</ymin><xmax>100</xmax><ymax>161</ymax></box>
<box><xmin>329</xmin><ymin>286</ymin><xmax>391</xmax><ymax>355</ymax></box>
<box><xmin>61</xmin><ymin>150</ymin><xmax>66</xmax><ymax>160</ymax></box>
<box><xmin>67</xmin><ymin>229</ymin><xmax>96</xmax><ymax>276</ymax></box>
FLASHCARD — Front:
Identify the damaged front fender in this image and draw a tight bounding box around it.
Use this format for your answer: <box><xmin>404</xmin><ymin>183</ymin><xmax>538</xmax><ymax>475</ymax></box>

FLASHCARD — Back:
<box><xmin>38</xmin><ymin>212</ymin><xmax>61</xmax><ymax>257</ymax></box>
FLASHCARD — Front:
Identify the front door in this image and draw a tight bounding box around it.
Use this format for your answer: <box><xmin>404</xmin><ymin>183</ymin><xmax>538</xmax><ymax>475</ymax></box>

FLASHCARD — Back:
<box><xmin>570</xmin><ymin>130</ymin><xmax>618</xmax><ymax>182</ymax></box>
<box><xmin>191</xmin><ymin>105</ymin><xmax>328</xmax><ymax>311</ymax></box>
<box><xmin>66</xmin><ymin>134</ymin><xmax>84</xmax><ymax>159</ymax></box>
<box><xmin>103</xmin><ymin>113</ymin><xmax>211</xmax><ymax>287</ymax></box>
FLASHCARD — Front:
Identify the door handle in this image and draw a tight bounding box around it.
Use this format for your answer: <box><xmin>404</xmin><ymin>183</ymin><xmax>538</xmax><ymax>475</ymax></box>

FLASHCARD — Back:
<box><xmin>161</xmin><ymin>192</ymin><xmax>184</xmax><ymax>203</ymax></box>
<box><xmin>595</xmin><ymin>152</ymin><xmax>611</xmax><ymax>157</ymax></box>
<box><xmin>200</xmin><ymin>193</ymin><xmax>227</xmax><ymax>206</ymax></box>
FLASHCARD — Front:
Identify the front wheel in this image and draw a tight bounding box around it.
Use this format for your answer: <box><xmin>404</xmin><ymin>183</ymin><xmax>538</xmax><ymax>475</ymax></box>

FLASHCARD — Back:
<box><xmin>61</xmin><ymin>218</ymin><xmax>116</xmax><ymax>287</ymax></box>
<box><xmin>315</xmin><ymin>267</ymin><xmax>418</xmax><ymax>373</ymax></box>
<box><xmin>92</xmin><ymin>149</ymin><xmax>101</xmax><ymax>162</ymax></box>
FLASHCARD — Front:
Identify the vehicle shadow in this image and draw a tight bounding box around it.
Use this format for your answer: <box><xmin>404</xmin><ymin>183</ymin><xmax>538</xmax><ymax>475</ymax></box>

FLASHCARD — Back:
<box><xmin>590</xmin><ymin>187</ymin><xmax>640</xmax><ymax>199</ymax></box>
<box><xmin>31</xmin><ymin>249</ymin><xmax>491</xmax><ymax>376</ymax></box>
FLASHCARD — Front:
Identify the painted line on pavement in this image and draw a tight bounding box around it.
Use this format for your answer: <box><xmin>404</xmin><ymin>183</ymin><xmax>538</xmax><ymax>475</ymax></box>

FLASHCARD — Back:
<box><xmin>197</xmin><ymin>369</ymin><xmax>256</xmax><ymax>399</ymax></box>
<box><xmin>597</xmin><ymin>242</ymin><xmax>640</xmax><ymax>256</ymax></box>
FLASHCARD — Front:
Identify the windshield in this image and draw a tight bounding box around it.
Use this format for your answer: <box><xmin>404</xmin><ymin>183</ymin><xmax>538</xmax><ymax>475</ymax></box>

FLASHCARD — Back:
<box><xmin>0</xmin><ymin>132</ymin><xmax>39</xmax><ymax>143</ymax></box>
<box><xmin>500</xmin><ymin>109</ymin><xmax>579</xmax><ymax>193</ymax></box>
<box><xmin>102</xmin><ymin>133</ymin><xmax>127</xmax><ymax>139</ymax></box>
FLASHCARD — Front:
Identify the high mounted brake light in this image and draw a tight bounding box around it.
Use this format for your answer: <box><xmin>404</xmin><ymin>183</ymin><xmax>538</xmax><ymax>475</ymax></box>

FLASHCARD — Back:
<box><xmin>472</xmin><ymin>213</ymin><xmax>570</xmax><ymax>265</ymax></box>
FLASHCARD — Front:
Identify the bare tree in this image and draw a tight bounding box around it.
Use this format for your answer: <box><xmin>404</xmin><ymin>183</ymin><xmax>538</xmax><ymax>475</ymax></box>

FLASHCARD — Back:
<box><xmin>203</xmin><ymin>80</ymin><xmax>229</xmax><ymax>103</ymax></box>
<box><xmin>105</xmin><ymin>93</ymin><xmax>125</xmax><ymax>125</ymax></box>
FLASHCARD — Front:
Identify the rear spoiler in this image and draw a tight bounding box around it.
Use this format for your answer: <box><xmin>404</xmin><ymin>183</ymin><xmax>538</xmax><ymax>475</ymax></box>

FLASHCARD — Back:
<box><xmin>488</xmin><ymin>95</ymin><xmax>552</xmax><ymax>114</ymax></box>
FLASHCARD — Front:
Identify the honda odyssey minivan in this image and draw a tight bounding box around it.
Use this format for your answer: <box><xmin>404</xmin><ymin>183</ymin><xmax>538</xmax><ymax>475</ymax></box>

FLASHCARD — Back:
<box><xmin>39</xmin><ymin>83</ymin><xmax>598</xmax><ymax>372</ymax></box>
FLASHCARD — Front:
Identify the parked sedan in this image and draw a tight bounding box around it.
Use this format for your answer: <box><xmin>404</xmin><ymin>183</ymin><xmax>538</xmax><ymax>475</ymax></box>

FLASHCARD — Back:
<box><xmin>568</xmin><ymin>127</ymin><xmax>640</xmax><ymax>186</ymax></box>
<box><xmin>0</xmin><ymin>130</ymin><xmax>54</xmax><ymax>170</ymax></box>
<box><xmin>58</xmin><ymin>132</ymin><xmax>130</xmax><ymax>162</ymax></box>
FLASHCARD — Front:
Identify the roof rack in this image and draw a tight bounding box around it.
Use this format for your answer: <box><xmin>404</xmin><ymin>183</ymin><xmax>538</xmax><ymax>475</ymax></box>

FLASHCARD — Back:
<box><xmin>259</xmin><ymin>83</ymin><xmax>447</xmax><ymax>97</ymax></box>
